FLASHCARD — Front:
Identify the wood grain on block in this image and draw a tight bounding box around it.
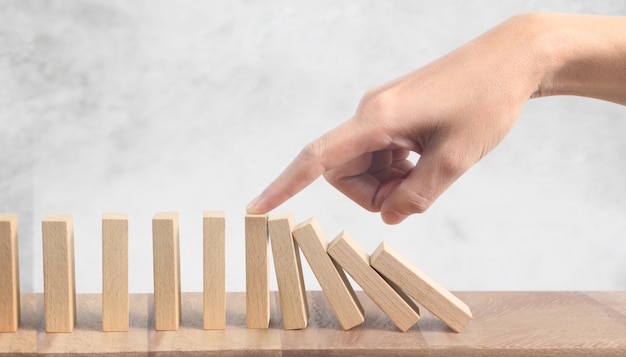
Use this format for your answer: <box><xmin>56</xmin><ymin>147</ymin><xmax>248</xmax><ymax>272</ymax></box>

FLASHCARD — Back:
<box><xmin>152</xmin><ymin>212</ymin><xmax>181</xmax><ymax>331</ymax></box>
<box><xmin>292</xmin><ymin>218</ymin><xmax>364</xmax><ymax>330</ymax></box>
<box><xmin>245</xmin><ymin>213</ymin><xmax>270</xmax><ymax>328</ymax></box>
<box><xmin>101</xmin><ymin>213</ymin><xmax>129</xmax><ymax>332</ymax></box>
<box><xmin>0</xmin><ymin>214</ymin><xmax>19</xmax><ymax>332</ymax></box>
<box><xmin>0</xmin><ymin>293</ymin><xmax>37</xmax><ymax>354</ymax></box>
<box><xmin>268</xmin><ymin>213</ymin><xmax>308</xmax><ymax>330</ymax></box>
<box><xmin>203</xmin><ymin>211</ymin><xmax>225</xmax><ymax>330</ymax></box>
<box><xmin>42</xmin><ymin>214</ymin><xmax>76</xmax><ymax>333</ymax></box>
<box><xmin>327</xmin><ymin>232</ymin><xmax>420</xmax><ymax>332</ymax></box>
<box><xmin>370</xmin><ymin>242</ymin><xmax>472</xmax><ymax>332</ymax></box>
<box><xmin>148</xmin><ymin>291</ymin><xmax>283</xmax><ymax>356</ymax></box>
<box><xmin>2</xmin><ymin>291</ymin><xmax>626</xmax><ymax>356</ymax></box>
<box><xmin>37</xmin><ymin>294</ymin><xmax>150</xmax><ymax>355</ymax></box>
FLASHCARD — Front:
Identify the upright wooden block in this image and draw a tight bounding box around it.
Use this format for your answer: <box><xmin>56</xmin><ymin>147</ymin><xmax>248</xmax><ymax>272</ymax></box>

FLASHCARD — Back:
<box><xmin>42</xmin><ymin>214</ymin><xmax>76</xmax><ymax>333</ymax></box>
<box><xmin>152</xmin><ymin>212</ymin><xmax>181</xmax><ymax>331</ymax></box>
<box><xmin>0</xmin><ymin>214</ymin><xmax>19</xmax><ymax>332</ymax></box>
<box><xmin>370</xmin><ymin>242</ymin><xmax>472</xmax><ymax>332</ymax></box>
<box><xmin>102</xmin><ymin>213</ymin><xmax>129</xmax><ymax>332</ymax></box>
<box><xmin>246</xmin><ymin>214</ymin><xmax>270</xmax><ymax>328</ymax></box>
<box><xmin>203</xmin><ymin>211</ymin><xmax>225</xmax><ymax>330</ymax></box>
<box><xmin>327</xmin><ymin>232</ymin><xmax>420</xmax><ymax>332</ymax></box>
<box><xmin>292</xmin><ymin>218</ymin><xmax>364</xmax><ymax>330</ymax></box>
<box><xmin>268</xmin><ymin>213</ymin><xmax>308</xmax><ymax>330</ymax></box>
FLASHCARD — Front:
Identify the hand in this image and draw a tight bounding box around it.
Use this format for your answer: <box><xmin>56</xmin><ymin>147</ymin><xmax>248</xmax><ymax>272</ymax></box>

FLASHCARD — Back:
<box><xmin>247</xmin><ymin>13</ymin><xmax>626</xmax><ymax>224</ymax></box>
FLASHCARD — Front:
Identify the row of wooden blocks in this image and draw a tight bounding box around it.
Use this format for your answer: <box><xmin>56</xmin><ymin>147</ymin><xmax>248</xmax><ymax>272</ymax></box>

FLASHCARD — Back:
<box><xmin>0</xmin><ymin>212</ymin><xmax>472</xmax><ymax>335</ymax></box>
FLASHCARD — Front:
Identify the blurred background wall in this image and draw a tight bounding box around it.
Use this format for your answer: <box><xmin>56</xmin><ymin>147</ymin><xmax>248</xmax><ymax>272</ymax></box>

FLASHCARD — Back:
<box><xmin>1</xmin><ymin>0</ymin><xmax>625</xmax><ymax>293</ymax></box>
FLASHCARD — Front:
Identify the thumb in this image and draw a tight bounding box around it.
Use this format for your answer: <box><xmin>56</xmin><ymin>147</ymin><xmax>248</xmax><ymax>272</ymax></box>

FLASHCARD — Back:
<box><xmin>380</xmin><ymin>146</ymin><xmax>470</xmax><ymax>224</ymax></box>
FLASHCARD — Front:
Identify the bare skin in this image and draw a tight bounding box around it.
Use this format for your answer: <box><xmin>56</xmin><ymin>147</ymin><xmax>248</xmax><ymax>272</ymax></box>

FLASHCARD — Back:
<box><xmin>247</xmin><ymin>13</ymin><xmax>626</xmax><ymax>224</ymax></box>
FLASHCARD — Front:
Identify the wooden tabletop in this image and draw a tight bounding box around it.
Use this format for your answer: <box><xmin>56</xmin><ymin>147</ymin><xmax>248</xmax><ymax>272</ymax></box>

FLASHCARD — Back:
<box><xmin>1</xmin><ymin>291</ymin><xmax>625</xmax><ymax>356</ymax></box>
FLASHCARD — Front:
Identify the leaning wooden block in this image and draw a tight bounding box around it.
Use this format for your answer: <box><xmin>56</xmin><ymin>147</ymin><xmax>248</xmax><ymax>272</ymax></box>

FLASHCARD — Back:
<box><xmin>327</xmin><ymin>232</ymin><xmax>420</xmax><ymax>332</ymax></box>
<box><xmin>370</xmin><ymin>242</ymin><xmax>472</xmax><ymax>332</ymax></box>
<box><xmin>246</xmin><ymin>213</ymin><xmax>270</xmax><ymax>328</ymax></box>
<box><xmin>268</xmin><ymin>213</ymin><xmax>308</xmax><ymax>330</ymax></box>
<box><xmin>152</xmin><ymin>212</ymin><xmax>181</xmax><ymax>331</ymax></box>
<box><xmin>292</xmin><ymin>218</ymin><xmax>364</xmax><ymax>330</ymax></box>
<box><xmin>42</xmin><ymin>214</ymin><xmax>76</xmax><ymax>333</ymax></box>
<box><xmin>0</xmin><ymin>214</ymin><xmax>20</xmax><ymax>332</ymax></box>
<box><xmin>203</xmin><ymin>211</ymin><xmax>225</xmax><ymax>330</ymax></box>
<box><xmin>102</xmin><ymin>213</ymin><xmax>129</xmax><ymax>332</ymax></box>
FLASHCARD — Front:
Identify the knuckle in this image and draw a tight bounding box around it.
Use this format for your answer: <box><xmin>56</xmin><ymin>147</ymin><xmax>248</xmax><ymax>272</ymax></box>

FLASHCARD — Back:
<box><xmin>299</xmin><ymin>138</ymin><xmax>333</xmax><ymax>173</ymax></box>
<box><xmin>403</xmin><ymin>191</ymin><xmax>432</xmax><ymax>214</ymax></box>
<box><xmin>359</xmin><ymin>87</ymin><xmax>379</xmax><ymax>104</ymax></box>
<box><xmin>322</xmin><ymin>170</ymin><xmax>339</xmax><ymax>186</ymax></box>
<box><xmin>300</xmin><ymin>140</ymin><xmax>324</xmax><ymax>164</ymax></box>
<box><xmin>358</xmin><ymin>88</ymin><xmax>397</xmax><ymax>119</ymax></box>
<box><xmin>437</xmin><ymin>149</ymin><xmax>472</xmax><ymax>179</ymax></box>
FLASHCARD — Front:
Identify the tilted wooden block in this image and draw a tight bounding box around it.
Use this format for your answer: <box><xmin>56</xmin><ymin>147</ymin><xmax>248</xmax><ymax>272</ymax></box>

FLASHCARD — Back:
<box><xmin>246</xmin><ymin>213</ymin><xmax>270</xmax><ymax>328</ymax></box>
<box><xmin>152</xmin><ymin>212</ymin><xmax>181</xmax><ymax>331</ymax></box>
<box><xmin>370</xmin><ymin>242</ymin><xmax>472</xmax><ymax>332</ymax></box>
<box><xmin>268</xmin><ymin>213</ymin><xmax>308</xmax><ymax>330</ymax></box>
<box><xmin>327</xmin><ymin>232</ymin><xmax>420</xmax><ymax>332</ymax></box>
<box><xmin>203</xmin><ymin>211</ymin><xmax>225</xmax><ymax>330</ymax></box>
<box><xmin>102</xmin><ymin>213</ymin><xmax>129</xmax><ymax>332</ymax></box>
<box><xmin>292</xmin><ymin>218</ymin><xmax>364</xmax><ymax>330</ymax></box>
<box><xmin>42</xmin><ymin>214</ymin><xmax>77</xmax><ymax>333</ymax></box>
<box><xmin>0</xmin><ymin>214</ymin><xmax>20</xmax><ymax>332</ymax></box>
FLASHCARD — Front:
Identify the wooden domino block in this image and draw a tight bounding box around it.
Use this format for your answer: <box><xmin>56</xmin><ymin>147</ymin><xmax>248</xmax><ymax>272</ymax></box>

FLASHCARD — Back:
<box><xmin>370</xmin><ymin>242</ymin><xmax>472</xmax><ymax>332</ymax></box>
<box><xmin>152</xmin><ymin>212</ymin><xmax>181</xmax><ymax>331</ymax></box>
<box><xmin>327</xmin><ymin>232</ymin><xmax>420</xmax><ymax>332</ymax></box>
<box><xmin>292</xmin><ymin>218</ymin><xmax>364</xmax><ymax>330</ymax></box>
<box><xmin>245</xmin><ymin>214</ymin><xmax>270</xmax><ymax>328</ymax></box>
<box><xmin>268</xmin><ymin>213</ymin><xmax>308</xmax><ymax>330</ymax></box>
<box><xmin>42</xmin><ymin>214</ymin><xmax>76</xmax><ymax>333</ymax></box>
<box><xmin>203</xmin><ymin>211</ymin><xmax>225</xmax><ymax>330</ymax></box>
<box><xmin>102</xmin><ymin>213</ymin><xmax>129</xmax><ymax>332</ymax></box>
<box><xmin>0</xmin><ymin>214</ymin><xmax>19</xmax><ymax>332</ymax></box>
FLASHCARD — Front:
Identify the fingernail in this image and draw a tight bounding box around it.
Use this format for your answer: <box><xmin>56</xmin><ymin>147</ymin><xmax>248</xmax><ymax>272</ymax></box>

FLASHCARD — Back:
<box><xmin>382</xmin><ymin>211</ymin><xmax>408</xmax><ymax>224</ymax></box>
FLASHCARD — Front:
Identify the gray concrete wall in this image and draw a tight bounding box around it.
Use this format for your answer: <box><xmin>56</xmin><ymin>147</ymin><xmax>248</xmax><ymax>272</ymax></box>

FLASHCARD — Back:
<box><xmin>1</xmin><ymin>0</ymin><xmax>625</xmax><ymax>293</ymax></box>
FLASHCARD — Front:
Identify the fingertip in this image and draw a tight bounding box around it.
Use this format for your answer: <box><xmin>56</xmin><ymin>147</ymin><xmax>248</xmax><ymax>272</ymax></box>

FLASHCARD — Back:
<box><xmin>246</xmin><ymin>195</ymin><xmax>266</xmax><ymax>214</ymax></box>
<box><xmin>381</xmin><ymin>210</ymin><xmax>408</xmax><ymax>225</ymax></box>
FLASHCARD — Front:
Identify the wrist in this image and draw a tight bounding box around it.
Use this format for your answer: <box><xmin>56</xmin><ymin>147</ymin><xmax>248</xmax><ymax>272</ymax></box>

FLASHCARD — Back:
<box><xmin>528</xmin><ymin>12</ymin><xmax>626</xmax><ymax>104</ymax></box>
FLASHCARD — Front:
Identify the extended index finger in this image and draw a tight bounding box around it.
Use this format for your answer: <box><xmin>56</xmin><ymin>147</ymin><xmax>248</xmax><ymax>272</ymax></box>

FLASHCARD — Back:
<box><xmin>246</xmin><ymin>118</ymin><xmax>383</xmax><ymax>213</ymax></box>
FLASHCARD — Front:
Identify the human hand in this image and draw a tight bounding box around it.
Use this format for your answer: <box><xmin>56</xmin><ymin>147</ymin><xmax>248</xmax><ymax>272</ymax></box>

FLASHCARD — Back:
<box><xmin>247</xmin><ymin>13</ymin><xmax>626</xmax><ymax>224</ymax></box>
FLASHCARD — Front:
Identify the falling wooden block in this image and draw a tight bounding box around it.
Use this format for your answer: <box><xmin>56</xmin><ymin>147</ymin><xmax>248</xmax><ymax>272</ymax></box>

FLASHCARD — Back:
<box><xmin>246</xmin><ymin>213</ymin><xmax>270</xmax><ymax>329</ymax></box>
<box><xmin>370</xmin><ymin>242</ymin><xmax>472</xmax><ymax>332</ymax></box>
<box><xmin>268</xmin><ymin>213</ymin><xmax>308</xmax><ymax>330</ymax></box>
<box><xmin>327</xmin><ymin>232</ymin><xmax>420</xmax><ymax>332</ymax></box>
<box><xmin>102</xmin><ymin>213</ymin><xmax>129</xmax><ymax>332</ymax></box>
<box><xmin>42</xmin><ymin>214</ymin><xmax>76</xmax><ymax>333</ymax></box>
<box><xmin>292</xmin><ymin>218</ymin><xmax>364</xmax><ymax>330</ymax></box>
<box><xmin>203</xmin><ymin>211</ymin><xmax>225</xmax><ymax>330</ymax></box>
<box><xmin>152</xmin><ymin>212</ymin><xmax>181</xmax><ymax>331</ymax></box>
<box><xmin>0</xmin><ymin>214</ymin><xmax>20</xmax><ymax>332</ymax></box>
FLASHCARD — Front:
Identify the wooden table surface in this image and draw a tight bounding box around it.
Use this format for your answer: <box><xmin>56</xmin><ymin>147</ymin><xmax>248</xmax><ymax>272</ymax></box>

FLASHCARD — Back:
<box><xmin>1</xmin><ymin>291</ymin><xmax>625</xmax><ymax>356</ymax></box>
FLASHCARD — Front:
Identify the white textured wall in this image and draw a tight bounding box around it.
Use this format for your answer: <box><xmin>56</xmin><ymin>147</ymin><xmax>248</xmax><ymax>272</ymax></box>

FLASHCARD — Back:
<box><xmin>1</xmin><ymin>0</ymin><xmax>625</xmax><ymax>293</ymax></box>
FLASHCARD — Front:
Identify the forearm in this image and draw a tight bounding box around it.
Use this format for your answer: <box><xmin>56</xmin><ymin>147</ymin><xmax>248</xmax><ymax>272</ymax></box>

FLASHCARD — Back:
<box><xmin>531</xmin><ymin>12</ymin><xmax>626</xmax><ymax>105</ymax></box>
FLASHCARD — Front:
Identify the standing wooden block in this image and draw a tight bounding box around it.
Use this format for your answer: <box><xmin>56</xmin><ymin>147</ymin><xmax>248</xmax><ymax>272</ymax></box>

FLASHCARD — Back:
<box><xmin>268</xmin><ymin>213</ymin><xmax>308</xmax><ymax>330</ymax></box>
<box><xmin>292</xmin><ymin>218</ymin><xmax>364</xmax><ymax>330</ymax></box>
<box><xmin>203</xmin><ymin>211</ymin><xmax>225</xmax><ymax>330</ymax></box>
<box><xmin>42</xmin><ymin>214</ymin><xmax>76</xmax><ymax>333</ymax></box>
<box><xmin>370</xmin><ymin>242</ymin><xmax>472</xmax><ymax>332</ymax></box>
<box><xmin>0</xmin><ymin>214</ymin><xmax>19</xmax><ymax>332</ymax></box>
<box><xmin>246</xmin><ymin>214</ymin><xmax>270</xmax><ymax>328</ymax></box>
<box><xmin>102</xmin><ymin>213</ymin><xmax>129</xmax><ymax>332</ymax></box>
<box><xmin>327</xmin><ymin>232</ymin><xmax>420</xmax><ymax>332</ymax></box>
<box><xmin>152</xmin><ymin>212</ymin><xmax>181</xmax><ymax>331</ymax></box>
